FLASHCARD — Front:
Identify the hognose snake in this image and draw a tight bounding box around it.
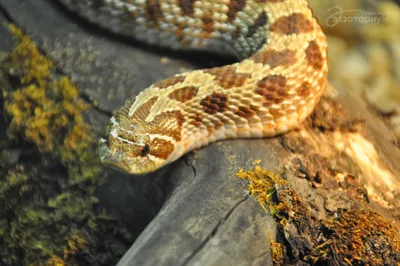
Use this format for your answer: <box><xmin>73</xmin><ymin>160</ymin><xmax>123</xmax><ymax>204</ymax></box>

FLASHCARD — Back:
<box><xmin>60</xmin><ymin>0</ymin><xmax>328</xmax><ymax>174</ymax></box>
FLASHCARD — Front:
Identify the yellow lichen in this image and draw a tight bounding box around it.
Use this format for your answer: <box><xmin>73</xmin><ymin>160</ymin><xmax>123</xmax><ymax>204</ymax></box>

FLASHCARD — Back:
<box><xmin>236</xmin><ymin>166</ymin><xmax>286</xmax><ymax>214</ymax></box>
<box><xmin>8</xmin><ymin>24</ymin><xmax>53</xmax><ymax>88</ymax></box>
<box><xmin>64</xmin><ymin>232</ymin><xmax>88</xmax><ymax>261</ymax></box>
<box><xmin>270</xmin><ymin>237</ymin><xmax>283</xmax><ymax>265</ymax></box>
<box><xmin>4</xmin><ymin>25</ymin><xmax>91</xmax><ymax>160</ymax></box>
<box><xmin>46</xmin><ymin>255</ymin><xmax>66</xmax><ymax>266</ymax></box>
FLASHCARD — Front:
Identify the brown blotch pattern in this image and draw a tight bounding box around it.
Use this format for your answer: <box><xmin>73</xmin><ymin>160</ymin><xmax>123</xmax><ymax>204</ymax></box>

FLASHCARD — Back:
<box><xmin>113</xmin><ymin>99</ymin><xmax>133</xmax><ymax>123</ymax></box>
<box><xmin>256</xmin><ymin>75</ymin><xmax>289</xmax><ymax>105</ymax></box>
<box><xmin>227</xmin><ymin>0</ymin><xmax>246</xmax><ymax>22</ymax></box>
<box><xmin>204</xmin><ymin>66</ymin><xmax>251</xmax><ymax>89</ymax></box>
<box><xmin>150</xmin><ymin>111</ymin><xmax>184</xmax><ymax>141</ymax></box>
<box><xmin>305</xmin><ymin>41</ymin><xmax>323</xmax><ymax>70</ymax></box>
<box><xmin>247</xmin><ymin>12</ymin><xmax>268</xmax><ymax>36</ymax></box>
<box><xmin>207</xmin><ymin>116</ymin><xmax>231</xmax><ymax>135</ymax></box>
<box><xmin>149</xmin><ymin>138</ymin><xmax>174</xmax><ymax>159</ymax></box>
<box><xmin>202</xmin><ymin>15</ymin><xmax>214</xmax><ymax>35</ymax></box>
<box><xmin>153</xmin><ymin>75</ymin><xmax>186</xmax><ymax>89</ymax></box>
<box><xmin>235</xmin><ymin>105</ymin><xmax>256</xmax><ymax>118</ymax></box>
<box><xmin>297</xmin><ymin>81</ymin><xmax>312</xmax><ymax>97</ymax></box>
<box><xmin>252</xmin><ymin>49</ymin><xmax>297</xmax><ymax>69</ymax></box>
<box><xmin>200</xmin><ymin>93</ymin><xmax>229</xmax><ymax>114</ymax></box>
<box><xmin>109</xmin><ymin>137</ymin><xmax>143</xmax><ymax>158</ymax></box>
<box><xmin>206</xmin><ymin>117</ymin><xmax>225</xmax><ymax>135</ymax></box>
<box><xmin>270</xmin><ymin>13</ymin><xmax>314</xmax><ymax>34</ymax></box>
<box><xmin>145</xmin><ymin>0</ymin><xmax>163</xmax><ymax>24</ymax></box>
<box><xmin>188</xmin><ymin>113</ymin><xmax>203</xmax><ymax>127</ymax></box>
<box><xmin>178</xmin><ymin>0</ymin><xmax>195</xmax><ymax>16</ymax></box>
<box><xmin>168</xmin><ymin>86</ymin><xmax>199</xmax><ymax>102</ymax></box>
<box><xmin>131</xmin><ymin>96</ymin><xmax>158</xmax><ymax>120</ymax></box>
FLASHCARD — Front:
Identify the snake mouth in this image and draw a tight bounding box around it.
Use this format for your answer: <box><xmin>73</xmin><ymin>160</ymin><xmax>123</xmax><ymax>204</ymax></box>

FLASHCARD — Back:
<box><xmin>101</xmin><ymin>156</ymin><xmax>156</xmax><ymax>175</ymax></box>
<box><xmin>98</xmin><ymin>137</ymin><xmax>157</xmax><ymax>175</ymax></box>
<box><xmin>98</xmin><ymin>138</ymin><xmax>131</xmax><ymax>173</ymax></box>
<box><xmin>101</xmin><ymin>157</ymin><xmax>132</xmax><ymax>173</ymax></box>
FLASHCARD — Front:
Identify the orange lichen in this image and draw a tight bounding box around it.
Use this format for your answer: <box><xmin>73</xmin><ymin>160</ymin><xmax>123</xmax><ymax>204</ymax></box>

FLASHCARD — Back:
<box><xmin>314</xmin><ymin>209</ymin><xmax>400</xmax><ymax>265</ymax></box>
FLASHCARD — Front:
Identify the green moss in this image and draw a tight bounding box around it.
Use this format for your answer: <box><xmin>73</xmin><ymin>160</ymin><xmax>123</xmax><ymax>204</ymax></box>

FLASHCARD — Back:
<box><xmin>0</xmin><ymin>25</ymin><xmax>129</xmax><ymax>265</ymax></box>
<box><xmin>0</xmin><ymin>168</ymin><xmax>29</xmax><ymax>195</ymax></box>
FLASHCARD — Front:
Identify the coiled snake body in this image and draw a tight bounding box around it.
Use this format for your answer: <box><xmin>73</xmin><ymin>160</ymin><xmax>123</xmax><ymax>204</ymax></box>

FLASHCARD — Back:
<box><xmin>61</xmin><ymin>0</ymin><xmax>328</xmax><ymax>174</ymax></box>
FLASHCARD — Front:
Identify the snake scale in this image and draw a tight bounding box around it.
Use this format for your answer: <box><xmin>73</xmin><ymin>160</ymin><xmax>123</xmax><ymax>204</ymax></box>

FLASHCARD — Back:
<box><xmin>60</xmin><ymin>0</ymin><xmax>328</xmax><ymax>174</ymax></box>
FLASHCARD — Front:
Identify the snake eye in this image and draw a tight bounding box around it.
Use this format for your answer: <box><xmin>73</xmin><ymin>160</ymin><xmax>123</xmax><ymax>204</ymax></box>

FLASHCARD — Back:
<box><xmin>140</xmin><ymin>144</ymin><xmax>150</xmax><ymax>157</ymax></box>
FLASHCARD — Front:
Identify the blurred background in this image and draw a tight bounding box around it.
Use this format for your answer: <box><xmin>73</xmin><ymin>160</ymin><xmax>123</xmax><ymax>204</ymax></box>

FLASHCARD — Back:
<box><xmin>309</xmin><ymin>0</ymin><xmax>399</xmax><ymax>144</ymax></box>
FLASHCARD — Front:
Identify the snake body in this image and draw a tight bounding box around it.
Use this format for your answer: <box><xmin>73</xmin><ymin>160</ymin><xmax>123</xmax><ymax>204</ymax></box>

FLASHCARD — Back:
<box><xmin>61</xmin><ymin>0</ymin><xmax>328</xmax><ymax>174</ymax></box>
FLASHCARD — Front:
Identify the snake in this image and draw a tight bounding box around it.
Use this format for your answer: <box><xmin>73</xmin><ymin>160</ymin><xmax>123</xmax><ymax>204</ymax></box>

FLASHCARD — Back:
<box><xmin>60</xmin><ymin>0</ymin><xmax>328</xmax><ymax>174</ymax></box>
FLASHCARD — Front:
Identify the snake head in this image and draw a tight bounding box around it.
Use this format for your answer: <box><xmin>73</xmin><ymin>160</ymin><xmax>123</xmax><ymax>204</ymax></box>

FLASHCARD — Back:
<box><xmin>98</xmin><ymin>103</ymin><xmax>181</xmax><ymax>174</ymax></box>
<box><xmin>98</xmin><ymin>116</ymin><xmax>156</xmax><ymax>174</ymax></box>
